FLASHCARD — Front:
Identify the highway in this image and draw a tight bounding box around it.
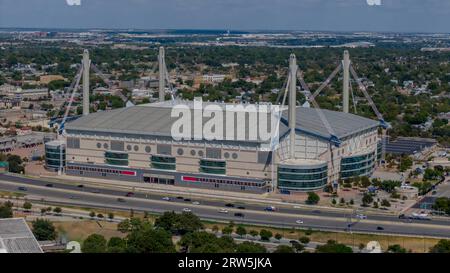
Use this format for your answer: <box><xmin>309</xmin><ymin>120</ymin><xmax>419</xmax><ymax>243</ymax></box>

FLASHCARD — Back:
<box><xmin>0</xmin><ymin>173</ymin><xmax>449</xmax><ymax>238</ymax></box>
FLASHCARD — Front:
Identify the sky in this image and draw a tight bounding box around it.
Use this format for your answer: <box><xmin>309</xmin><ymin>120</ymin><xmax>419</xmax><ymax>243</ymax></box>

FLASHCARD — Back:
<box><xmin>1</xmin><ymin>0</ymin><xmax>450</xmax><ymax>33</ymax></box>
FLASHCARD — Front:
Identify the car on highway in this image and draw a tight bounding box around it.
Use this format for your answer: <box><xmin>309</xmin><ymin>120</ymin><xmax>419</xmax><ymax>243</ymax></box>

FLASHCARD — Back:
<box><xmin>18</xmin><ymin>186</ymin><xmax>27</xmax><ymax>191</ymax></box>
<box><xmin>117</xmin><ymin>198</ymin><xmax>125</xmax><ymax>202</ymax></box>
<box><xmin>237</xmin><ymin>206</ymin><xmax>246</xmax><ymax>210</ymax></box>
<box><xmin>91</xmin><ymin>190</ymin><xmax>101</xmax><ymax>194</ymax></box>
<box><xmin>77</xmin><ymin>184</ymin><xmax>84</xmax><ymax>188</ymax></box>
<box><xmin>69</xmin><ymin>196</ymin><xmax>79</xmax><ymax>200</ymax></box>
<box><xmin>192</xmin><ymin>201</ymin><xmax>200</xmax><ymax>205</ymax></box>
<box><xmin>376</xmin><ymin>226</ymin><xmax>384</xmax><ymax>231</ymax></box>
<box><xmin>295</xmin><ymin>220</ymin><xmax>304</xmax><ymax>224</ymax></box>
<box><xmin>356</xmin><ymin>214</ymin><xmax>367</xmax><ymax>220</ymax></box>
<box><xmin>162</xmin><ymin>197</ymin><xmax>171</xmax><ymax>201</ymax></box>
<box><xmin>293</xmin><ymin>205</ymin><xmax>301</xmax><ymax>209</ymax></box>
<box><xmin>225</xmin><ymin>203</ymin><xmax>235</xmax><ymax>208</ymax></box>
<box><xmin>125</xmin><ymin>192</ymin><xmax>134</xmax><ymax>197</ymax></box>
<box><xmin>234</xmin><ymin>212</ymin><xmax>244</xmax><ymax>217</ymax></box>
<box><xmin>184</xmin><ymin>198</ymin><xmax>191</xmax><ymax>202</ymax></box>
<box><xmin>176</xmin><ymin>196</ymin><xmax>184</xmax><ymax>200</ymax></box>
<box><xmin>45</xmin><ymin>183</ymin><xmax>54</xmax><ymax>187</ymax></box>
<box><xmin>264</xmin><ymin>206</ymin><xmax>276</xmax><ymax>212</ymax></box>
<box><xmin>312</xmin><ymin>210</ymin><xmax>321</xmax><ymax>214</ymax></box>
<box><xmin>218</xmin><ymin>208</ymin><xmax>229</xmax><ymax>214</ymax></box>
<box><xmin>183</xmin><ymin>208</ymin><xmax>192</xmax><ymax>212</ymax></box>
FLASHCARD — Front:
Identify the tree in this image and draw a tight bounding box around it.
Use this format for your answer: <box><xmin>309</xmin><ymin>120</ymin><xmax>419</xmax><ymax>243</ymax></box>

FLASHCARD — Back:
<box><xmin>117</xmin><ymin>219</ymin><xmax>130</xmax><ymax>233</ymax></box>
<box><xmin>249</xmin><ymin>230</ymin><xmax>259</xmax><ymax>238</ymax></box>
<box><xmin>299</xmin><ymin>236</ymin><xmax>310</xmax><ymax>244</ymax></box>
<box><xmin>387</xmin><ymin>244</ymin><xmax>407</xmax><ymax>253</ymax></box>
<box><xmin>316</xmin><ymin>240</ymin><xmax>353</xmax><ymax>253</ymax></box>
<box><xmin>306</xmin><ymin>192</ymin><xmax>320</xmax><ymax>205</ymax></box>
<box><xmin>0</xmin><ymin>202</ymin><xmax>13</xmax><ymax>218</ymax></box>
<box><xmin>180</xmin><ymin>231</ymin><xmax>235</xmax><ymax>253</ymax></box>
<box><xmin>53</xmin><ymin>207</ymin><xmax>62</xmax><ymax>215</ymax></box>
<box><xmin>381</xmin><ymin>199</ymin><xmax>391</xmax><ymax>207</ymax></box>
<box><xmin>222</xmin><ymin>226</ymin><xmax>233</xmax><ymax>235</ymax></box>
<box><xmin>82</xmin><ymin>234</ymin><xmax>107</xmax><ymax>253</ymax></box>
<box><xmin>429</xmin><ymin>239</ymin><xmax>450</xmax><ymax>253</ymax></box>
<box><xmin>331</xmin><ymin>199</ymin><xmax>337</xmax><ymax>205</ymax></box>
<box><xmin>291</xmin><ymin>241</ymin><xmax>305</xmax><ymax>253</ymax></box>
<box><xmin>360</xmin><ymin>176</ymin><xmax>371</xmax><ymax>188</ymax></box>
<box><xmin>126</xmin><ymin>226</ymin><xmax>176</xmax><ymax>253</ymax></box>
<box><xmin>89</xmin><ymin>211</ymin><xmax>96</xmax><ymax>219</ymax></box>
<box><xmin>212</xmin><ymin>225</ymin><xmax>219</xmax><ymax>233</ymax></box>
<box><xmin>108</xmin><ymin>212</ymin><xmax>114</xmax><ymax>221</ymax></box>
<box><xmin>107</xmin><ymin>237</ymin><xmax>126</xmax><ymax>253</ymax></box>
<box><xmin>32</xmin><ymin>219</ymin><xmax>57</xmax><ymax>241</ymax></box>
<box><xmin>399</xmin><ymin>156</ymin><xmax>413</xmax><ymax>172</ymax></box>
<box><xmin>259</xmin><ymin>229</ymin><xmax>273</xmax><ymax>241</ymax></box>
<box><xmin>274</xmin><ymin>245</ymin><xmax>295</xmax><ymax>253</ymax></box>
<box><xmin>274</xmin><ymin>233</ymin><xmax>282</xmax><ymax>241</ymax></box>
<box><xmin>154</xmin><ymin>211</ymin><xmax>203</xmax><ymax>235</ymax></box>
<box><xmin>236</xmin><ymin>225</ymin><xmax>247</xmax><ymax>238</ymax></box>
<box><xmin>22</xmin><ymin>202</ymin><xmax>32</xmax><ymax>212</ymax></box>
<box><xmin>362</xmin><ymin>193</ymin><xmax>373</xmax><ymax>206</ymax></box>
<box><xmin>6</xmin><ymin>154</ymin><xmax>25</xmax><ymax>174</ymax></box>
<box><xmin>97</xmin><ymin>213</ymin><xmax>104</xmax><ymax>219</ymax></box>
<box><xmin>236</xmin><ymin>241</ymin><xmax>267</xmax><ymax>253</ymax></box>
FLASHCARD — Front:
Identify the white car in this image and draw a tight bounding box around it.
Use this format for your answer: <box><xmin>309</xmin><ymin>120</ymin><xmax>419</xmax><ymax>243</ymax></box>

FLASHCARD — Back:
<box><xmin>162</xmin><ymin>197</ymin><xmax>170</xmax><ymax>201</ymax></box>
<box><xmin>293</xmin><ymin>205</ymin><xmax>301</xmax><ymax>209</ymax></box>
<box><xmin>192</xmin><ymin>201</ymin><xmax>200</xmax><ymax>205</ymax></box>
<box><xmin>356</xmin><ymin>214</ymin><xmax>367</xmax><ymax>220</ymax></box>
<box><xmin>218</xmin><ymin>208</ymin><xmax>229</xmax><ymax>214</ymax></box>
<box><xmin>182</xmin><ymin>208</ymin><xmax>192</xmax><ymax>212</ymax></box>
<box><xmin>295</xmin><ymin>220</ymin><xmax>304</xmax><ymax>224</ymax></box>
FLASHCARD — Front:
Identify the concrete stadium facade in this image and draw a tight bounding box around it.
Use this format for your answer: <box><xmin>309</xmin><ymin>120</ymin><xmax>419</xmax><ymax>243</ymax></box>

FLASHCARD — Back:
<box><xmin>54</xmin><ymin>100</ymin><xmax>380</xmax><ymax>194</ymax></box>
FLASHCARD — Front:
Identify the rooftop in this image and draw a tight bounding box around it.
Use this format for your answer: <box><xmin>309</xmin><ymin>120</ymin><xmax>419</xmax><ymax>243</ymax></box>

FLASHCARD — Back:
<box><xmin>0</xmin><ymin>218</ymin><xmax>43</xmax><ymax>253</ymax></box>
<box><xmin>66</xmin><ymin>101</ymin><xmax>379</xmax><ymax>143</ymax></box>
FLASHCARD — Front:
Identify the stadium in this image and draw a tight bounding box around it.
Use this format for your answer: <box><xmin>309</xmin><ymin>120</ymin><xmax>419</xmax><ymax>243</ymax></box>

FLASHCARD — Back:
<box><xmin>46</xmin><ymin>53</ymin><xmax>382</xmax><ymax>194</ymax></box>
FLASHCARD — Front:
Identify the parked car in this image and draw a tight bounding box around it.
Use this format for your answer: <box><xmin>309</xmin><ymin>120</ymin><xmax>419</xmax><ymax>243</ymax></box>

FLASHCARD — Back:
<box><xmin>234</xmin><ymin>212</ymin><xmax>244</xmax><ymax>217</ymax></box>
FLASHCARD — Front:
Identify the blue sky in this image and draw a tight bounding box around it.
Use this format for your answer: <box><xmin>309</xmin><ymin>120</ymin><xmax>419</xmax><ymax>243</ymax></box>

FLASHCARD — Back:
<box><xmin>0</xmin><ymin>0</ymin><xmax>449</xmax><ymax>32</ymax></box>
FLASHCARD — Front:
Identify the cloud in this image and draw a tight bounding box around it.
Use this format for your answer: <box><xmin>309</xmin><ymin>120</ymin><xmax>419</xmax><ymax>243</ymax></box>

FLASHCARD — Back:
<box><xmin>66</xmin><ymin>0</ymin><xmax>81</xmax><ymax>6</ymax></box>
<box><xmin>366</xmin><ymin>0</ymin><xmax>382</xmax><ymax>6</ymax></box>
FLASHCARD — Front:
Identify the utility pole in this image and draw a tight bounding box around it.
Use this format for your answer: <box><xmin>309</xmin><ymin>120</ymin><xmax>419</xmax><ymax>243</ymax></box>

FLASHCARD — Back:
<box><xmin>158</xmin><ymin>46</ymin><xmax>166</xmax><ymax>102</ymax></box>
<box><xmin>82</xmin><ymin>49</ymin><xmax>90</xmax><ymax>116</ymax></box>
<box><xmin>343</xmin><ymin>50</ymin><xmax>350</xmax><ymax>113</ymax></box>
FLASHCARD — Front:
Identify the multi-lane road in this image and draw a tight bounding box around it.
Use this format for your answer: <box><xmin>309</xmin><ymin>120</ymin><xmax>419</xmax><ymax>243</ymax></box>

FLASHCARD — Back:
<box><xmin>0</xmin><ymin>173</ymin><xmax>449</xmax><ymax>238</ymax></box>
